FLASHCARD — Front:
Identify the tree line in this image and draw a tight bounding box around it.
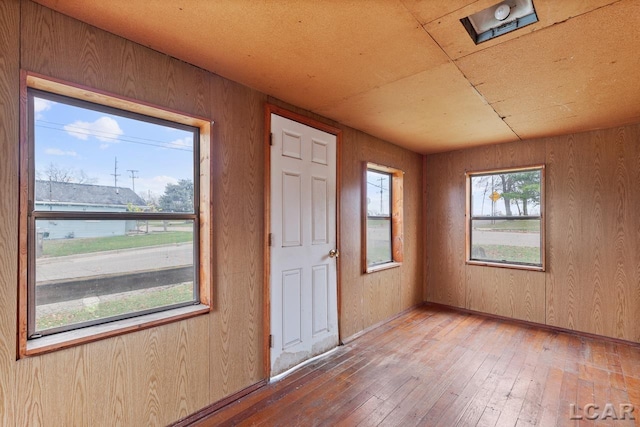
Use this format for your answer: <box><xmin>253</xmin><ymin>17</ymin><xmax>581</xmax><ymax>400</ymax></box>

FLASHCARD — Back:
<box><xmin>478</xmin><ymin>170</ymin><xmax>540</xmax><ymax>216</ymax></box>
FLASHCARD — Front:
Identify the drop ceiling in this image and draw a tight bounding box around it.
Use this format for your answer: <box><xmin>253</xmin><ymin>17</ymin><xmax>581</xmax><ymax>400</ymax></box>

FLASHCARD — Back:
<box><xmin>33</xmin><ymin>0</ymin><xmax>640</xmax><ymax>154</ymax></box>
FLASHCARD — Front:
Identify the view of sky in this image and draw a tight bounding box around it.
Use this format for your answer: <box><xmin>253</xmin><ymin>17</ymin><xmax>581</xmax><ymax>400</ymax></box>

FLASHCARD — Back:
<box><xmin>33</xmin><ymin>95</ymin><xmax>196</xmax><ymax>201</ymax></box>
<box><xmin>366</xmin><ymin>170</ymin><xmax>390</xmax><ymax>216</ymax></box>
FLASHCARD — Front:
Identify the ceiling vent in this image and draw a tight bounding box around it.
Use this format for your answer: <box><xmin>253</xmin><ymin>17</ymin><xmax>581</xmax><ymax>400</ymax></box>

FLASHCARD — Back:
<box><xmin>461</xmin><ymin>0</ymin><xmax>538</xmax><ymax>44</ymax></box>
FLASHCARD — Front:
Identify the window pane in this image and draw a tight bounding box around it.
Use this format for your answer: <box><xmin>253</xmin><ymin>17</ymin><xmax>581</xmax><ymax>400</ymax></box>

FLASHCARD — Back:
<box><xmin>366</xmin><ymin>170</ymin><xmax>391</xmax><ymax>216</ymax></box>
<box><xmin>470</xmin><ymin>219</ymin><xmax>541</xmax><ymax>265</ymax></box>
<box><xmin>34</xmin><ymin>219</ymin><xmax>196</xmax><ymax>333</ymax></box>
<box><xmin>32</xmin><ymin>93</ymin><xmax>196</xmax><ymax>214</ymax></box>
<box><xmin>367</xmin><ymin>218</ymin><xmax>392</xmax><ymax>266</ymax></box>
<box><xmin>470</xmin><ymin>170</ymin><xmax>541</xmax><ymax>217</ymax></box>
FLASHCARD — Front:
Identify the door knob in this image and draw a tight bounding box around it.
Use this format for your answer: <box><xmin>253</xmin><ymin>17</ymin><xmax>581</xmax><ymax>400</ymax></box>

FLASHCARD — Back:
<box><xmin>329</xmin><ymin>249</ymin><xmax>339</xmax><ymax>258</ymax></box>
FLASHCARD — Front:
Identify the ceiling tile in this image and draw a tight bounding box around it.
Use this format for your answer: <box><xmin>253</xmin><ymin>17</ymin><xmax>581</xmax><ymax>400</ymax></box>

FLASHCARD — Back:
<box><xmin>317</xmin><ymin>63</ymin><xmax>519</xmax><ymax>154</ymax></box>
<box><xmin>424</xmin><ymin>0</ymin><xmax>620</xmax><ymax>60</ymax></box>
<box><xmin>456</xmin><ymin>0</ymin><xmax>640</xmax><ymax>139</ymax></box>
<box><xmin>399</xmin><ymin>0</ymin><xmax>476</xmax><ymax>25</ymax></box>
<box><xmin>34</xmin><ymin>0</ymin><xmax>451</xmax><ymax>112</ymax></box>
<box><xmin>32</xmin><ymin>0</ymin><xmax>640</xmax><ymax>153</ymax></box>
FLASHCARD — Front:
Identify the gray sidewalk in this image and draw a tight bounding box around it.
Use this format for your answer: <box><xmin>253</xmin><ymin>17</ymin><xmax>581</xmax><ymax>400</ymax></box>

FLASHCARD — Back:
<box><xmin>36</xmin><ymin>242</ymin><xmax>193</xmax><ymax>283</ymax></box>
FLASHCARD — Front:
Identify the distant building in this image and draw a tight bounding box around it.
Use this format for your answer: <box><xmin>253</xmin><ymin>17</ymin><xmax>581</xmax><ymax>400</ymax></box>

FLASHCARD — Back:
<box><xmin>35</xmin><ymin>180</ymin><xmax>147</xmax><ymax>239</ymax></box>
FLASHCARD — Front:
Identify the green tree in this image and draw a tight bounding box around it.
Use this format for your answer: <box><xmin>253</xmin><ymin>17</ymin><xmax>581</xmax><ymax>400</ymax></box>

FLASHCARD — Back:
<box><xmin>475</xmin><ymin>171</ymin><xmax>540</xmax><ymax>217</ymax></box>
<box><xmin>501</xmin><ymin>171</ymin><xmax>540</xmax><ymax>216</ymax></box>
<box><xmin>159</xmin><ymin>179</ymin><xmax>194</xmax><ymax>213</ymax></box>
<box><xmin>499</xmin><ymin>174</ymin><xmax>515</xmax><ymax>216</ymax></box>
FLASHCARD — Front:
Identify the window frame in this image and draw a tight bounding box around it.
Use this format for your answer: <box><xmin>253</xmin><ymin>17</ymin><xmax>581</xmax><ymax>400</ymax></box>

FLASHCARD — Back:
<box><xmin>18</xmin><ymin>72</ymin><xmax>213</xmax><ymax>357</ymax></box>
<box><xmin>362</xmin><ymin>162</ymin><xmax>404</xmax><ymax>273</ymax></box>
<box><xmin>465</xmin><ymin>164</ymin><xmax>545</xmax><ymax>271</ymax></box>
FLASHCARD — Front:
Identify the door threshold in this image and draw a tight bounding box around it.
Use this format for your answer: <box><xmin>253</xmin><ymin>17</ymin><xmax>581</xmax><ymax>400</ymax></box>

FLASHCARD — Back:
<box><xmin>269</xmin><ymin>346</ymin><xmax>340</xmax><ymax>383</ymax></box>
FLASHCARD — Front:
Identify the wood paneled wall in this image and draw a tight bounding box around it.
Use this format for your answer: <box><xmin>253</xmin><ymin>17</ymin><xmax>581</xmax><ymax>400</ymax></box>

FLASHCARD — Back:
<box><xmin>426</xmin><ymin>124</ymin><xmax>640</xmax><ymax>343</ymax></box>
<box><xmin>339</xmin><ymin>127</ymin><xmax>424</xmax><ymax>339</ymax></box>
<box><xmin>0</xmin><ymin>1</ymin><xmax>424</xmax><ymax>424</ymax></box>
<box><xmin>13</xmin><ymin>1</ymin><xmax>267</xmax><ymax>424</ymax></box>
<box><xmin>0</xmin><ymin>1</ymin><xmax>20</xmax><ymax>425</ymax></box>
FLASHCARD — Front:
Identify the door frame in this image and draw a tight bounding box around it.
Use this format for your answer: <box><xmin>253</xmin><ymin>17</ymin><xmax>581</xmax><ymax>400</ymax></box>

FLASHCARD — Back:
<box><xmin>263</xmin><ymin>103</ymin><xmax>342</xmax><ymax>378</ymax></box>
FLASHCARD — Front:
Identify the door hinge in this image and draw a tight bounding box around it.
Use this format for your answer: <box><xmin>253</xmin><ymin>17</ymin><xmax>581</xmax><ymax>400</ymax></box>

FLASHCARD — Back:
<box><xmin>269</xmin><ymin>334</ymin><xmax>274</xmax><ymax>348</ymax></box>
<box><xmin>28</xmin><ymin>200</ymin><xmax>34</xmax><ymax>217</ymax></box>
<box><xmin>269</xmin><ymin>132</ymin><xmax>274</xmax><ymax>146</ymax></box>
<box><xmin>268</xmin><ymin>233</ymin><xmax>274</xmax><ymax>247</ymax></box>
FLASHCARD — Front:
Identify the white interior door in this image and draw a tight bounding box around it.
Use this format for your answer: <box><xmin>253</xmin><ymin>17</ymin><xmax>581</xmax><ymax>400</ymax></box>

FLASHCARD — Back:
<box><xmin>270</xmin><ymin>113</ymin><xmax>338</xmax><ymax>377</ymax></box>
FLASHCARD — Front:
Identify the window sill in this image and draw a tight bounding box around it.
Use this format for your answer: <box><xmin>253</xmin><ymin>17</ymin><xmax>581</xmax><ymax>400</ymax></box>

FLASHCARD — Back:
<box><xmin>22</xmin><ymin>304</ymin><xmax>210</xmax><ymax>358</ymax></box>
<box><xmin>365</xmin><ymin>262</ymin><xmax>402</xmax><ymax>274</ymax></box>
<box><xmin>466</xmin><ymin>260</ymin><xmax>545</xmax><ymax>272</ymax></box>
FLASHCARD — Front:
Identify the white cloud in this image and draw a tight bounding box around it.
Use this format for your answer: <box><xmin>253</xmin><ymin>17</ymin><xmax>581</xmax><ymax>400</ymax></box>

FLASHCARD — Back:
<box><xmin>64</xmin><ymin>117</ymin><xmax>123</xmax><ymax>145</ymax></box>
<box><xmin>34</xmin><ymin>98</ymin><xmax>53</xmax><ymax>114</ymax></box>
<box><xmin>45</xmin><ymin>148</ymin><xmax>77</xmax><ymax>157</ymax></box>
<box><xmin>99</xmin><ymin>143</ymin><xmax>110</xmax><ymax>150</ymax></box>
<box><xmin>164</xmin><ymin>136</ymin><xmax>192</xmax><ymax>151</ymax></box>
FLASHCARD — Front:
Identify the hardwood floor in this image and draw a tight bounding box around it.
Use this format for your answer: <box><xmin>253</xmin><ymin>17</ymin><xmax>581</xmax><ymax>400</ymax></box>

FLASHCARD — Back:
<box><xmin>191</xmin><ymin>305</ymin><xmax>640</xmax><ymax>426</ymax></box>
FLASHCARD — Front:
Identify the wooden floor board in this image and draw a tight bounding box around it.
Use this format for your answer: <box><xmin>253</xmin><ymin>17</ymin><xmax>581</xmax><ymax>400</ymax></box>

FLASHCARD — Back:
<box><xmin>189</xmin><ymin>306</ymin><xmax>640</xmax><ymax>427</ymax></box>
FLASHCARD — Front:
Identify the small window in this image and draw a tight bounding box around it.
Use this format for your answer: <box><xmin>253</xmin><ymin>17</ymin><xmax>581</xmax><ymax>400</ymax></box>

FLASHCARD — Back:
<box><xmin>19</xmin><ymin>73</ymin><xmax>212</xmax><ymax>356</ymax></box>
<box><xmin>466</xmin><ymin>165</ymin><xmax>545</xmax><ymax>270</ymax></box>
<box><xmin>363</xmin><ymin>163</ymin><xmax>403</xmax><ymax>273</ymax></box>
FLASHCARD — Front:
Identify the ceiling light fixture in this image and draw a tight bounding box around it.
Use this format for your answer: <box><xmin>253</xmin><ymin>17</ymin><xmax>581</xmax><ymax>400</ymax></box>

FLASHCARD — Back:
<box><xmin>494</xmin><ymin>4</ymin><xmax>511</xmax><ymax>21</ymax></box>
<box><xmin>461</xmin><ymin>0</ymin><xmax>538</xmax><ymax>44</ymax></box>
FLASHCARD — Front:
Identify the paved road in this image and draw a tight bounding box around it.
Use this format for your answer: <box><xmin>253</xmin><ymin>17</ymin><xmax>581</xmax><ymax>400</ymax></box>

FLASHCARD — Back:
<box><xmin>473</xmin><ymin>230</ymin><xmax>539</xmax><ymax>247</ymax></box>
<box><xmin>36</xmin><ymin>243</ymin><xmax>193</xmax><ymax>283</ymax></box>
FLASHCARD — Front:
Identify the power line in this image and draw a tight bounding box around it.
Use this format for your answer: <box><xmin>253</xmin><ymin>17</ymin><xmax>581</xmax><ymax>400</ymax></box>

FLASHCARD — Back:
<box><xmin>378</xmin><ymin>177</ymin><xmax>384</xmax><ymax>213</ymax></box>
<box><xmin>38</xmin><ymin>119</ymin><xmax>183</xmax><ymax>145</ymax></box>
<box><xmin>127</xmin><ymin>169</ymin><xmax>139</xmax><ymax>193</ymax></box>
<box><xmin>34</xmin><ymin>121</ymin><xmax>193</xmax><ymax>152</ymax></box>
<box><xmin>366</xmin><ymin>181</ymin><xmax>389</xmax><ymax>191</ymax></box>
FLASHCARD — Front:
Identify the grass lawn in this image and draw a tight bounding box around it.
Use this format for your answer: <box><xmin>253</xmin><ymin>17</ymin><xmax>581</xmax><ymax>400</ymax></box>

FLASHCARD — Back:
<box><xmin>145</xmin><ymin>220</ymin><xmax>193</xmax><ymax>229</ymax></box>
<box><xmin>366</xmin><ymin>220</ymin><xmax>392</xmax><ymax>265</ymax></box>
<box><xmin>475</xmin><ymin>219</ymin><xmax>540</xmax><ymax>232</ymax></box>
<box><xmin>36</xmin><ymin>283</ymin><xmax>193</xmax><ymax>331</ymax></box>
<box><xmin>42</xmin><ymin>231</ymin><xmax>193</xmax><ymax>258</ymax></box>
<box><xmin>473</xmin><ymin>244</ymin><xmax>540</xmax><ymax>264</ymax></box>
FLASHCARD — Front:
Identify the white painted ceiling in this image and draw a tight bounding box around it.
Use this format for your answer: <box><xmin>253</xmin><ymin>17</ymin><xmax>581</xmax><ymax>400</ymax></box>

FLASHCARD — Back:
<box><xmin>34</xmin><ymin>0</ymin><xmax>640</xmax><ymax>153</ymax></box>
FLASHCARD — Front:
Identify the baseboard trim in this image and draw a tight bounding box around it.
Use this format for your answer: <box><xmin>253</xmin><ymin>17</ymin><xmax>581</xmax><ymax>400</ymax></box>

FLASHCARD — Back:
<box><xmin>170</xmin><ymin>379</ymin><xmax>268</xmax><ymax>427</ymax></box>
<box><xmin>425</xmin><ymin>302</ymin><xmax>640</xmax><ymax>348</ymax></box>
<box><xmin>341</xmin><ymin>302</ymin><xmax>425</xmax><ymax>345</ymax></box>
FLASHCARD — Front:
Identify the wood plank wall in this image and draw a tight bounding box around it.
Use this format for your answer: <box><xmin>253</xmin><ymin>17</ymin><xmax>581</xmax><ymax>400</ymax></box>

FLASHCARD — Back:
<box><xmin>426</xmin><ymin>124</ymin><xmax>640</xmax><ymax>343</ymax></box>
<box><xmin>0</xmin><ymin>1</ymin><xmax>424</xmax><ymax>424</ymax></box>
<box><xmin>0</xmin><ymin>0</ymin><xmax>20</xmax><ymax>425</ymax></box>
<box><xmin>339</xmin><ymin>127</ymin><xmax>424</xmax><ymax>339</ymax></box>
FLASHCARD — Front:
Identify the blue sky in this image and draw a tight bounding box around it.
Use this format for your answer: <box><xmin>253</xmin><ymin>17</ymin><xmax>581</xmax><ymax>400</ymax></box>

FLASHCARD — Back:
<box><xmin>33</xmin><ymin>96</ymin><xmax>195</xmax><ymax>200</ymax></box>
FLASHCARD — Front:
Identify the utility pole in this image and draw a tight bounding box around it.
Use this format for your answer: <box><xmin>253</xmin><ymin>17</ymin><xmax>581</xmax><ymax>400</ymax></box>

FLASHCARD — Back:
<box><xmin>378</xmin><ymin>177</ymin><xmax>385</xmax><ymax>213</ymax></box>
<box><xmin>111</xmin><ymin>157</ymin><xmax>120</xmax><ymax>191</ymax></box>
<box><xmin>127</xmin><ymin>169</ymin><xmax>139</xmax><ymax>193</ymax></box>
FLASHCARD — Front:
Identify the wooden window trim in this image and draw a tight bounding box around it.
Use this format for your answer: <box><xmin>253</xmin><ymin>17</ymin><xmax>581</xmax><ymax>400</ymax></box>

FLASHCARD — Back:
<box><xmin>362</xmin><ymin>162</ymin><xmax>404</xmax><ymax>273</ymax></box>
<box><xmin>465</xmin><ymin>164</ymin><xmax>545</xmax><ymax>272</ymax></box>
<box><xmin>18</xmin><ymin>71</ymin><xmax>214</xmax><ymax>358</ymax></box>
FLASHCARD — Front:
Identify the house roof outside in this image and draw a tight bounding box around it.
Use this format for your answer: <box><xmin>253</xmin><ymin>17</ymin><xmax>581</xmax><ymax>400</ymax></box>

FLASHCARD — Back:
<box><xmin>35</xmin><ymin>180</ymin><xmax>146</xmax><ymax>207</ymax></box>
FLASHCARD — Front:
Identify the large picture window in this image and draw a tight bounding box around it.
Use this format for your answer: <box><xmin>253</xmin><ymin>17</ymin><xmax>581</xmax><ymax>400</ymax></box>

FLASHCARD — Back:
<box><xmin>363</xmin><ymin>163</ymin><xmax>403</xmax><ymax>273</ymax></box>
<box><xmin>19</xmin><ymin>74</ymin><xmax>212</xmax><ymax>356</ymax></box>
<box><xmin>466</xmin><ymin>165</ymin><xmax>545</xmax><ymax>270</ymax></box>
